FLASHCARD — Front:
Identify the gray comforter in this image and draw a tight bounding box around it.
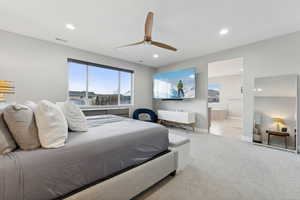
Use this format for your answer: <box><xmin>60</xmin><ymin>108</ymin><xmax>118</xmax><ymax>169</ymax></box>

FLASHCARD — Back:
<box><xmin>0</xmin><ymin>117</ymin><xmax>169</xmax><ymax>200</ymax></box>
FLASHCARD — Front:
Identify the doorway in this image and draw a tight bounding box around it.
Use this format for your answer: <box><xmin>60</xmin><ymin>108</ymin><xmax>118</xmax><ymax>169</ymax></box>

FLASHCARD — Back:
<box><xmin>207</xmin><ymin>58</ymin><xmax>244</xmax><ymax>140</ymax></box>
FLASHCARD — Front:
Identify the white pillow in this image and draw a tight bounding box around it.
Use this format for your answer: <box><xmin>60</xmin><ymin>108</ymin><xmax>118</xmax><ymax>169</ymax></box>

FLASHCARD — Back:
<box><xmin>35</xmin><ymin>100</ymin><xmax>68</xmax><ymax>148</ymax></box>
<box><xmin>25</xmin><ymin>101</ymin><xmax>38</xmax><ymax>112</ymax></box>
<box><xmin>57</xmin><ymin>101</ymin><xmax>88</xmax><ymax>132</ymax></box>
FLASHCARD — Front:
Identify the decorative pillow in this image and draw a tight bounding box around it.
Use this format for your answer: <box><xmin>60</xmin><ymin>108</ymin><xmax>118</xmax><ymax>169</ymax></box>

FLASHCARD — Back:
<box><xmin>25</xmin><ymin>100</ymin><xmax>38</xmax><ymax>112</ymax></box>
<box><xmin>3</xmin><ymin>104</ymin><xmax>40</xmax><ymax>150</ymax></box>
<box><xmin>57</xmin><ymin>101</ymin><xmax>88</xmax><ymax>132</ymax></box>
<box><xmin>35</xmin><ymin>100</ymin><xmax>68</xmax><ymax>148</ymax></box>
<box><xmin>138</xmin><ymin>113</ymin><xmax>151</xmax><ymax>121</ymax></box>
<box><xmin>0</xmin><ymin>109</ymin><xmax>17</xmax><ymax>155</ymax></box>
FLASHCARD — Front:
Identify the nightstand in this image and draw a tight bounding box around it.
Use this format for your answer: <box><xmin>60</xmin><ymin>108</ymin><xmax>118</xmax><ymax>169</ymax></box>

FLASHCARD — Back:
<box><xmin>266</xmin><ymin>130</ymin><xmax>289</xmax><ymax>149</ymax></box>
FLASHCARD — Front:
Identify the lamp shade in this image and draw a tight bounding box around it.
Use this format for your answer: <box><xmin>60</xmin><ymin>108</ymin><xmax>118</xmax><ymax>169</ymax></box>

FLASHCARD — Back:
<box><xmin>272</xmin><ymin>117</ymin><xmax>285</xmax><ymax>124</ymax></box>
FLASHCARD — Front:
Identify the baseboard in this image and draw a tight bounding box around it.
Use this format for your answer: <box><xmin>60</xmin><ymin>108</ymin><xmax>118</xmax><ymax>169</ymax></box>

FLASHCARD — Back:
<box><xmin>195</xmin><ymin>127</ymin><xmax>208</xmax><ymax>133</ymax></box>
<box><xmin>227</xmin><ymin>116</ymin><xmax>242</xmax><ymax>120</ymax></box>
<box><xmin>241</xmin><ymin>135</ymin><xmax>252</xmax><ymax>143</ymax></box>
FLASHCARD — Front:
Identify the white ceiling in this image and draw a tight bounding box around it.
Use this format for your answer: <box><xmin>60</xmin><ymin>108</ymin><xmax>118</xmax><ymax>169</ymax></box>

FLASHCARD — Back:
<box><xmin>208</xmin><ymin>58</ymin><xmax>243</xmax><ymax>78</ymax></box>
<box><xmin>1</xmin><ymin>0</ymin><xmax>300</xmax><ymax>67</ymax></box>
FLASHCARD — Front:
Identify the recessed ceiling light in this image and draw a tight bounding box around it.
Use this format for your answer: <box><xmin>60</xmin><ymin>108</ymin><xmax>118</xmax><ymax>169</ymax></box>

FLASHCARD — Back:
<box><xmin>65</xmin><ymin>23</ymin><xmax>76</xmax><ymax>30</ymax></box>
<box><xmin>153</xmin><ymin>54</ymin><xmax>159</xmax><ymax>58</ymax></box>
<box><xmin>219</xmin><ymin>28</ymin><xmax>229</xmax><ymax>36</ymax></box>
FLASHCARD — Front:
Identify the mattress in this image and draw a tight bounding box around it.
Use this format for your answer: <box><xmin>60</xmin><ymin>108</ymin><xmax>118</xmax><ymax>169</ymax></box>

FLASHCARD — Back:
<box><xmin>0</xmin><ymin>117</ymin><xmax>169</xmax><ymax>200</ymax></box>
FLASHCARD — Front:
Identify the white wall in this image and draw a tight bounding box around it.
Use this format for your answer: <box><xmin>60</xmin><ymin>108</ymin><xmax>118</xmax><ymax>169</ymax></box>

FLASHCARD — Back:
<box><xmin>154</xmin><ymin>31</ymin><xmax>300</xmax><ymax>145</ymax></box>
<box><xmin>208</xmin><ymin>58</ymin><xmax>243</xmax><ymax>78</ymax></box>
<box><xmin>0</xmin><ymin>30</ymin><xmax>155</xmax><ymax>112</ymax></box>
<box><xmin>208</xmin><ymin>75</ymin><xmax>242</xmax><ymax>119</ymax></box>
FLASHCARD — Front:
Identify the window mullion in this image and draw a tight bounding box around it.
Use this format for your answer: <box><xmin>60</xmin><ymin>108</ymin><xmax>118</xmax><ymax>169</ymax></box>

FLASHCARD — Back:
<box><xmin>131</xmin><ymin>73</ymin><xmax>133</xmax><ymax>105</ymax></box>
<box><xmin>86</xmin><ymin>65</ymin><xmax>89</xmax><ymax>104</ymax></box>
<box><xmin>118</xmin><ymin>71</ymin><xmax>121</xmax><ymax>106</ymax></box>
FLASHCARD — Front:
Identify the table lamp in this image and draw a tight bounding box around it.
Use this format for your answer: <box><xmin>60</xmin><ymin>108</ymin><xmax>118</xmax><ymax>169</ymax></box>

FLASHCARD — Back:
<box><xmin>272</xmin><ymin>117</ymin><xmax>284</xmax><ymax>131</ymax></box>
<box><xmin>0</xmin><ymin>81</ymin><xmax>15</xmax><ymax>102</ymax></box>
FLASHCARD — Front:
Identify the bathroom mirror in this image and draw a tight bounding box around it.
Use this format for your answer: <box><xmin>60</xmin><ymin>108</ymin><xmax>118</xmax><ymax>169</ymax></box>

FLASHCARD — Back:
<box><xmin>253</xmin><ymin>74</ymin><xmax>298</xmax><ymax>152</ymax></box>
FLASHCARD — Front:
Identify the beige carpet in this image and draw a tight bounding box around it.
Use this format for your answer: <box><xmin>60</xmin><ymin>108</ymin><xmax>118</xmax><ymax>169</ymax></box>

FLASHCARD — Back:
<box><xmin>210</xmin><ymin>119</ymin><xmax>243</xmax><ymax>140</ymax></box>
<box><xmin>134</xmin><ymin>129</ymin><xmax>300</xmax><ymax>200</ymax></box>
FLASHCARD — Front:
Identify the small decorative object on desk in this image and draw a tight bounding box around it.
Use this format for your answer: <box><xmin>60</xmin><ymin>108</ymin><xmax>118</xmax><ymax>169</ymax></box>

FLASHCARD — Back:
<box><xmin>281</xmin><ymin>127</ymin><xmax>288</xmax><ymax>132</ymax></box>
<box><xmin>0</xmin><ymin>81</ymin><xmax>15</xmax><ymax>102</ymax></box>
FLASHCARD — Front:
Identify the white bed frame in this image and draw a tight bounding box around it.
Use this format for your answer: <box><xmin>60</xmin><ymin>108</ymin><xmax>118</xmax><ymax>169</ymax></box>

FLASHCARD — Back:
<box><xmin>65</xmin><ymin>151</ymin><xmax>176</xmax><ymax>200</ymax></box>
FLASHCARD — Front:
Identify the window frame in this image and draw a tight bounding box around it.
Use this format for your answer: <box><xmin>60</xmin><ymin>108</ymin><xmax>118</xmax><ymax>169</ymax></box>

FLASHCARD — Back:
<box><xmin>68</xmin><ymin>58</ymin><xmax>134</xmax><ymax>107</ymax></box>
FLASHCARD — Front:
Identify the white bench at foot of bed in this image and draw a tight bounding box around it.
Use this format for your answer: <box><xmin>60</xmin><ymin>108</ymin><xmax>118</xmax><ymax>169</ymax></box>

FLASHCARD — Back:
<box><xmin>169</xmin><ymin>134</ymin><xmax>191</xmax><ymax>172</ymax></box>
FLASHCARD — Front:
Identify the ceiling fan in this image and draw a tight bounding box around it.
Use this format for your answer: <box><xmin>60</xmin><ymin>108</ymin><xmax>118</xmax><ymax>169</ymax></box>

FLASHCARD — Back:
<box><xmin>118</xmin><ymin>12</ymin><xmax>177</xmax><ymax>51</ymax></box>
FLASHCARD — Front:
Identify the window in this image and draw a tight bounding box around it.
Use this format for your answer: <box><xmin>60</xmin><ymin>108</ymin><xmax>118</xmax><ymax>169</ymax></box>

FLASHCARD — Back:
<box><xmin>68</xmin><ymin>62</ymin><xmax>87</xmax><ymax>105</ymax></box>
<box><xmin>208</xmin><ymin>83</ymin><xmax>220</xmax><ymax>103</ymax></box>
<box><xmin>68</xmin><ymin>59</ymin><xmax>133</xmax><ymax>106</ymax></box>
<box><xmin>120</xmin><ymin>71</ymin><xmax>132</xmax><ymax>104</ymax></box>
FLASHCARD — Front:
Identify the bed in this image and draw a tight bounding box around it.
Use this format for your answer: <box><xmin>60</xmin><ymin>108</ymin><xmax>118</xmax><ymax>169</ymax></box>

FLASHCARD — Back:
<box><xmin>0</xmin><ymin>116</ymin><xmax>175</xmax><ymax>200</ymax></box>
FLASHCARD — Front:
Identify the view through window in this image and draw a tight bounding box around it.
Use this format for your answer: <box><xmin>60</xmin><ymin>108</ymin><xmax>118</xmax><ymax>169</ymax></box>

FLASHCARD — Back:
<box><xmin>208</xmin><ymin>83</ymin><xmax>220</xmax><ymax>103</ymax></box>
<box><xmin>68</xmin><ymin>60</ymin><xmax>133</xmax><ymax>106</ymax></box>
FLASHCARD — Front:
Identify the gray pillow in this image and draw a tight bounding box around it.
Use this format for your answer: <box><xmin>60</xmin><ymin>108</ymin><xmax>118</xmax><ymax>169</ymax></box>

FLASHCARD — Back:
<box><xmin>0</xmin><ymin>109</ymin><xmax>17</xmax><ymax>155</ymax></box>
<box><xmin>3</xmin><ymin>104</ymin><xmax>40</xmax><ymax>150</ymax></box>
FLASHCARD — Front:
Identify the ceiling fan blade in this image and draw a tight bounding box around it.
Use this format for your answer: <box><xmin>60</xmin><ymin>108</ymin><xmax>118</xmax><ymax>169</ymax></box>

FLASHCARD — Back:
<box><xmin>145</xmin><ymin>12</ymin><xmax>154</xmax><ymax>41</ymax></box>
<box><xmin>151</xmin><ymin>41</ymin><xmax>177</xmax><ymax>51</ymax></box>
<box><xmin>117</xmin><ymin>41</ymin><xmax>145</xmax><ymax>49</ymax></box>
